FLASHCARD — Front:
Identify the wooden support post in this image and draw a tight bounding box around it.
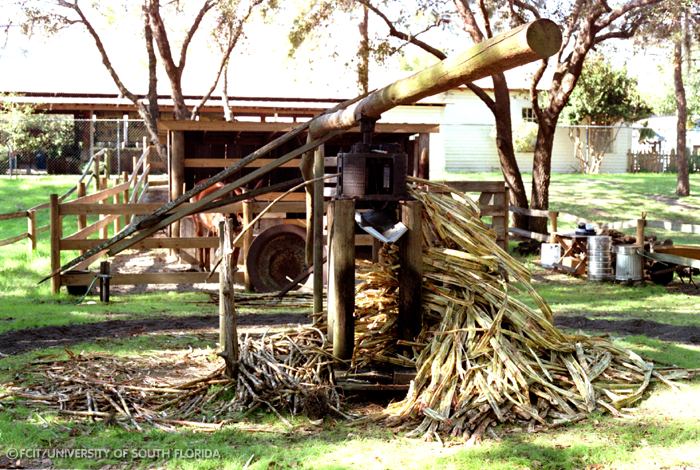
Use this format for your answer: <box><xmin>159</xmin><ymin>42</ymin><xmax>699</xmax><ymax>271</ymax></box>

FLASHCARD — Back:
<box><xmin>27</xmin><ymin>209</ymin><xmax>37</xmax><ymax>253</ymax></box>
<box><xmin>49</xmin><ymin>194</ymin><xmax>61</xmax><ymax>294</ymax></box>
<box><xmin>326</xmin><ymin>202</ymin><xmax>335</xmax><ymax>336</ymax></box>
<box><xmin>241</xmin><ymin>201</ymin><xmax>254</xmax><ymax>291</ymax></box>
<box><xmin>105</xmin><ymin>149</ymin><xmax>112</xmax><ymax>179</ymax></box>
<box><xmin>219</xmin><ymin>218</ymin><xmax>239</xmax><ymax>378</ymax></box>
<box><xmin>122</xmin><ymin>171</ymin><xmax>130</xmax><ymax>227</ymax></box>
<box><xmin>171</xmin><ymin>131</ymin><xmax>185</xmax><ymax>238</ymax></box>
<box><xmin>503</xmin><ymin>187</ymin><xmax>510</xmax><ymax>249</ymax></box>
<box><xmin>328</xmin><ymin>199</ymin><xmax>355</xmax><ymax>360</ymax></box>
<box><xmin>77</xmin><ymin>182</ymin><xmax>87</xmax><ymax>255</ymax></box>
<box><xmin>100</xmin><ymin>179</ymin><xmax>109</xmax><ymax>240</ymax></box>
<box><xmin>312</xmin><ymin>145</ymin><xmax>325</xmax><ymax>317</ymax></box>
<box><xmin>99</xmin><ymin>261</ymin><xmax>111</xmax><ymax>303</ymax></box>
<box><xmin>114</xmin><ymin>191</ymin><xmax>122</xmax><ymax>233</ymax></box>
<box><xmin>492</xmin><ymin>189</ymin><xmax>508</xmax><ymax>250</ymax></box>
<box><xmin>548</xmin><ymin>211</ymin><xmax>559</xmax><ymax>244</ymax></box>
<box><xmin>636</xmin><ymin>215</ymin><xmax>646</xmax><ymax>247</ymax></box>
<box><xmin>93</xmin><ymin>154</ymin><xmax>101</xmax><ymax>192</ymax></box>
<box><xmin>398</xmin><ymin>200</ymin><xmax>423</xmax><ymax>341</ymax></box>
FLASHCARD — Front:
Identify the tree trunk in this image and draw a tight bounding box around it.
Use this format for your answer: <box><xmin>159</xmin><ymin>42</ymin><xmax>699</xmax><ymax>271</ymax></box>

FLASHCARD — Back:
<box><xmin>530</xmin><ymin>115</ymin><xmax>557</xmax><ymax>233</ymax></box>
<box><xmin>492</xmin><ymin>73</ymin><xmax>529</xmax><ymax>229</ymax></box>
<box><xmin>674</xmin><ymin>37</ymin><xmax>690</xmax><ymax>197</ymax></box>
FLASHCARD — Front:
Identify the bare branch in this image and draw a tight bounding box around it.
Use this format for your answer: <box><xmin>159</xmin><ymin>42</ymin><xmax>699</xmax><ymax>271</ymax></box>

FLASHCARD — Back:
<box><xmin>178</xmin><ymin>0</ymin><xmax>216</xmax><ymax>73</ymax></box>
<box><xmin>465</xmin><ymin>82</ymin><xmax>496</xmax><ymax>113</ymax></box>
<box><xmin>191</xmin><ymin>0</ymin><xmax>263</xmax><ymax>119</ymax></box>
<box><xmin>359</xmin><ymin>0</ymin><xmax>446</xmax><ymax>59</ymax></box>
<box><xmin>476</xmin><ymin>0</ymin><xmax>493</xmax><ymax>38</ymax></box>
<box><xmin>509</xmin><ymin>0</ymin><xmax>540</xmax><ymax>20</ymax></box>
<box><xmin>58</xmin><ymin>1</ymin><xmax>139</xmax><ymax>104</ymax></box>
<box><xmin>530</xmin><ymin>59</ymin><xmax>547</xmax><ymax>120</ymax></box>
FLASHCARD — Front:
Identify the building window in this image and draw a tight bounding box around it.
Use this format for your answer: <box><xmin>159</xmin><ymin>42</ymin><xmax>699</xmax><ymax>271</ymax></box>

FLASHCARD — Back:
<box><xmin>521</xmin><ymin>107</ymin><xmax>537</xmax><ymax>123</ymax></box>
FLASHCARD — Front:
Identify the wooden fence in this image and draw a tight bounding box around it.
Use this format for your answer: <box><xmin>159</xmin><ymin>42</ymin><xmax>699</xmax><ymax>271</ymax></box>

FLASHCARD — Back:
<box><xmin>627</xmin><ymin>149</ymin><xmax>700</xmax><ymax>173</ymax></box>
<box><xmin>0</xmin><ymin>146</ymin><xmax>118</xmax><ymax>252</ymax></box>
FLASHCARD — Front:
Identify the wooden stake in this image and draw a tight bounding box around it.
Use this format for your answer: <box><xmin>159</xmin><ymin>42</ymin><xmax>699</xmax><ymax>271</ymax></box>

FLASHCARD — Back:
<box><xmin>312</xmin><ymin>145</ymin><xmax>325</xmax><ymax>316</ymax></box>
<box><xmin>242</xmin><ymin>200</ymin><xmax>253</xmax><ymax>291</ymax></box>
<box><xmin>27</xmin><ymin>209</ymin><xmax>37</xmax><ymax>253</ymax></box>
<box><xmin>49</xmin><ymin>194</ymin><xmax>61</xmax><ymax>294</ymax></box>
<box><xmin>548</xmin><ymin>211</ymin><xmax>559</xmax><ymax>244</ymax></box>
<box><xmin>636</xmin><ymin>214</ymin><xmax>647</xmax><ymax>247</ymax></box>
<box><xmin>328</xmin><ymin>199</ymin><xmax>355</xmax><ymax>360</ymax></box>
<box><xmin>99</xmin><ymin>261</ymin><xmax>111</xmax><ymax>303</ymax></box>
<box><xmin>399</xmin><ymin>200</ymin><xmax>423</xmax><ymax>341</ymax></box>
<box><xmin>219</xmin><ymin>218</ymin><xmax>239</xmax><ymax>378</ymax></box>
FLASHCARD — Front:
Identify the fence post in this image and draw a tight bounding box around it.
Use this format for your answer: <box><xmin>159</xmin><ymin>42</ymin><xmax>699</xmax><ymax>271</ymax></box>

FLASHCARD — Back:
<box><xmin>548</xmin><ymin>211</ymin><xmax>559</xmax><ymax>243</ymax></box>
<box><xmin>93</xmin><ymin>152</ymin><xmax>101</xmax><ymax>192</ymax></box>
<box><xmin>49</xmin><ymin>194</ymin><xmax>61</xmax><ymax>295</ymax></box>
<box><xmin>636</xmin><ymin>213</ymin><xmax>646</xmax><ymax>247</ymax></box>
<box><xmin>27</xmin><ymin>209</ymin><xmax>37</xmax><ymax>253</ymax></box>
<box><xmin>105</xmin><ymin>149</ymin><xmax>112</xmax><ymax>179</ymax></box>
<box><xmin>242</xmin><ymin>200</ymin><xmax>253</xmax><ymax>291</ymax></box>
<box><xmin>122</xmin><ymin>171</ymin><xmax>130</xmax><ymax>227</ymax></box>
<box><xmin>219</xmin><ymin>218</ymin><xmax>239</xmax><ymax>378</ymax></box>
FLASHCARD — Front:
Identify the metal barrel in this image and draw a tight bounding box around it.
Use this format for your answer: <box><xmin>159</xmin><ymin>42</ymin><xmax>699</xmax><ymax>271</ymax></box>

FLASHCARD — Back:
<box><xmin>614</xmin><ymin>245</ymin><xmax>643</xmax><ymax>281</ymax></box>
<box><xmin>587</xmin><ymin>236</ymin><xmax>613</xmax><ymax>281</ymax></box>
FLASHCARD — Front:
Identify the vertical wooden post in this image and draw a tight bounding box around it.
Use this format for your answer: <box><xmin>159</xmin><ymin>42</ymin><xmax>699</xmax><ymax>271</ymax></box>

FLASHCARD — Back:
<box><xmin>93</xmin><ymin>153</ymin><xmax>101</xmax><ymax>192</ymax></box>
<box><xmin>326</xmin><ymin>202</ymin><xmax>335</xmax><ymax>336</ymax></box>
<box><xmin>122</xmin><ymin>171</ymin><xmax>130</xmax><ymax>227</ymax></box>
<box><xmin>114</xmin><ymin>191</ymin><xmax>122</xmax><ymax>233</ymax></box>
<box><xmin>77</xmin><ymin>182</ymin><xmax>87</xmax><ymax>254</ymax></box>
<box><xmin>503</xmin><ymin>187</ymin><xmax>510</xmax><ymax>249</ymax></box>
<box><xmin>327</xmin><ymin>199</ymin><xmax>355</xmax><ymax>360</ymax></box>
<box><xmin>241</xmin><ymin>200</ymin><xmax>254</xmax><ymax>291</ymax></box>
<box><xmin>49</xmin><ymin>194</ymin><xmax>61</xmax><ymax>295</ymax></box>
<box><xmin>492</xmin><ymin>187</ymin><xmax>507</xmax><ymax>250</ymax></box>
<box><xmin>398</xmin><ymin>200</ymin><xmax>423</xmax><ymax>341</ymax></box>
<box><xmin>219</xmin><ymin>218</ymin><xmax>239</xmax><ymax>378</ymax></box>
<box><xmin>27</xmin><ymin>210</ymin><xmax>37</xmax><ymax>253</ymax></box>
<box><xmin>171</xmin><ymin>131</ymin><xmax>185</xmax><ymax>238</ymax></box>
<box><xmin>312</xmin><ymin>145</ymin><xmax>325</xmax><ymax>317</ymax></box>
<box><xmin>100</xmin><ymin>177</ymin><xmax>109</xmax><ymax>240</ymax></box>
<box><xmin>548</xmin><ymin>211</ymin><xmax>559</xmax><ymax>244</ymax></box>
<box><xmin>105</xmin><ymin>149</ymin><xmax>112</xmax><ymax>179</ymax></box>
<box><xmin>99</xmin><ymin>261</ymin><xmax>111</xmax><ymax>303</ymax></box>
<box><xmin>636</xmin><ymin>214</ymin><xmax>646</xmax><ymax>247</ymax></box>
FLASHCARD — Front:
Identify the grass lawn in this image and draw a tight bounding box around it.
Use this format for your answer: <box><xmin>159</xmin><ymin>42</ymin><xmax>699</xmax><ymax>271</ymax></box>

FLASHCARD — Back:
<box><xmin>0</xmin><ymin>173</ymin><xmax>699</xmax><ymax>469</ymax></box>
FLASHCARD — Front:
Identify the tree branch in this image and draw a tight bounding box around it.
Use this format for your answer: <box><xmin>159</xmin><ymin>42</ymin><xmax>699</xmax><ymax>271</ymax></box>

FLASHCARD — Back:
<box><xmin>178</xmin><ymin>0</ymin><xmax>216</xmax><ymax>73</ymax></box>
<box><xmin>56</xmin><ymin>0</ymin><xmax>139</xmax><ymax>104</ymax></box>
<box><xmin>465</xmin><ymin>82</ymin><xmax>496</xmax><ymax>113</ymax></box>
<box><xmin>476</xmin><ymin>0</ymin><xmax>493</xmax><ymax>38</ymax></box>
<box><xmin>453</xmin><ymin>0</ymin><xmax>485</xmax><ymax>43</ymax></box>
<box><xmin>358</xmin><ymin>0</ymin><xmax>446</xmax><ymax>59</ymax></box>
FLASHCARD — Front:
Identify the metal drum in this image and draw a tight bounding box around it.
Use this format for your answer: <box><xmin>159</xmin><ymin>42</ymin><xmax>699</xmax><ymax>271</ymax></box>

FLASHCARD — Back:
<box><xmin>615</xmin><ymin>245</ymin><xmax>643</xmax><ymax>282</ymax></box>
<box><xmin>587</xmin><ymin>236</ymin><xmax>613</xmax><ymax>281</ymax></box>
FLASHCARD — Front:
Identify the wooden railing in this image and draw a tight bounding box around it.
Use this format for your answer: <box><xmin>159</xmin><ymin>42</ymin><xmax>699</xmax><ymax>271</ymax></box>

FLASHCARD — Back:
<box><xmin>0</xmin><ymin>146</ymin><xmax>120</xmax><ymax>252</ymax></box>
<box><xmin>49</xmin><ymin>144</ymin><xmax>154</xmax><ymax>293</ymax></box>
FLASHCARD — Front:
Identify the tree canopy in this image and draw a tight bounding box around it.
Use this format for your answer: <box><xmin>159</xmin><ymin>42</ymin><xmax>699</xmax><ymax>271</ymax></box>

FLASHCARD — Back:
<box><xmin>566</xmin><ymin>55</ymin><xmax>651</xmax><ymax>126</ymax></box>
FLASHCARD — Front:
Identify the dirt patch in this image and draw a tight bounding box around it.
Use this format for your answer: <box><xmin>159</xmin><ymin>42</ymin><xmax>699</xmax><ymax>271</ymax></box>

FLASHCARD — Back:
<box><xmin>0</xmin><ymin>313</ymin><xmax>310</xmax><ymax>356</ymax></box>
<box><xmin>555</xmin><ymin>315</ymin><xmax>700</xmax><ymax>344</ymax></box>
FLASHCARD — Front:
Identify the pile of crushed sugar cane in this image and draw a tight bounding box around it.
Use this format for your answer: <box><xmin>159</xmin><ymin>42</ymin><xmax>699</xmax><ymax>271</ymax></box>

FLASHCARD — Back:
<box><xmin>3</xmin><ymin>180</ymin><xmax>694</xmax><ymax>438</ymax></box>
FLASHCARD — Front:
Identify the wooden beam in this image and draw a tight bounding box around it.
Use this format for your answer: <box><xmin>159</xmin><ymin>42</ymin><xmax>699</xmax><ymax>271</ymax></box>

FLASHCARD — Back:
<box><xmin>61</xmin><ymin>237</ymin><xmax>227</xmax><ymax>251</ymax></box>
<box><xmin>160</xmin><ymin>120</ymin><xmax>439</xmax><ymax>134</ymax></box>
<box><xmin>433</xmin><ymin>180</ymin><xmax>506</xmax><ymax>194</ymax></box>
<box><xmin>508</xmin><ymin>227</ymin><xmax>549</xmax><ymax>243</ymax></box>
<box><xmin>398</xmin><ymin>200</ymin><xmax>423</xmax><ymax>341</ymax></box>
<box><xmin>0</xmin><ymin>233</ymin><xmax>29</xmax><ymax>247</ymax></box>
<box><xmin>313</xmin><ymin>145</ymin><xmax>325</xmax><ymax>317</ymax></box>
<box><xmin>59</xmin><ymin>202</ymin><xmax>243</xmax><ymax>216</ymax></box>
<box><xmin>309</xmin><ymin>19</ymin><xmax>561</xmax><ymax>137</ymax></box>
<box><xmin>0</xmin><ymin>210</ymin><xmax>28</xmax><ymax>221</ymax></box>
<box><xmin>61</xmin><ymin>271</ymin><xmax>244</xmax><ymax>286</ymax></box>
<box><xmin>328</xmin><ymin>199</ymin><xmax>355</xmax><ymax>360</ymax></box>
<box><xmin>64</xmin><ymin>181</ymin><xmax>131</xmax><ymax>205</ymax></box>
<box><xmin>184</xmin><ymin>158</ymin><xmax>300</xmax><ymax>168</ymax></box>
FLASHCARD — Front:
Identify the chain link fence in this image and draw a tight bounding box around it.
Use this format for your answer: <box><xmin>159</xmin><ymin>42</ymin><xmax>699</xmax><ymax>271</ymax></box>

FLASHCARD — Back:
<box><xmin>0</xmin><ymin>118</ymin><xmax>154</xmax><ymax>176</ymax></box>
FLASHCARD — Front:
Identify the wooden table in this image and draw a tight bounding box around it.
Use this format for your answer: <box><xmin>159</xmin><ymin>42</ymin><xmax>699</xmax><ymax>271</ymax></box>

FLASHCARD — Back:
<box><xmin>552</xmin><ymin>233</ymin><xmax>591</xmax><ymax>276</ymax></box>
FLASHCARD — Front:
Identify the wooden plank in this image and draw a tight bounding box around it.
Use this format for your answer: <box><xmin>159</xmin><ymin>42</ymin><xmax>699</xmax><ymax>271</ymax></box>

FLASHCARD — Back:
<box><xmin>64</xmin><ymin>215</ymin><xmax>119</xmax><ymax>241</ymax></box>
<box><xmin>0</xmin><ymin>210</ymin><xmax>28</xmax><ymax>221</ymax></box>
<box><xmin>508</xmin><ymin>227</ymin><xmax>549</xmax><ymax>243</ymax></box>
<box><xmin>160</xmin><ymin>120</ymin><xmax>439</xmax><ymax>134</ymax></box>
<box><xmin>60</xmin><ymin>237</ymin><xmax>231</xmax><ymax>251</ymax></box>
<box><xmin>653</xmin><ymin>245</ymin><xmax>700</xmax><ymax>260</ymax></box>
<box><xmin>509</xmin><ymin>205</ymin><xmax>557</xmax><ymax>218</ymax></box>
<box><xmin>59</xmin><ymin>202</ymin><xmax>243</xmax><ymax>215</ymax></box>
<box><xmin>61</xmin><ymin>271</ymin><xmax>245</xmax><ymax>286</ymax></box>
<box><xmin>0</xmin><ymin>232</ymin><xmax>29</xmax><ymax>247</ymax></box>
<box><xmin>479</xmin><ymin>206</ymin><xmax>507</xmax><ymax>217</ymax></box>
<box><xmin>64</xmin><ymin>181</ymin><xmax>131</xmax><ymax>205</ymax></box>
<box><xmin>184</xmin><ymin>158</ymin><xmax>300</xmax><ymax>169</ymax></box>
<box><xmin>643</xmin><ymin>251</ymin><xmax>700</xmax><ymax>270</ymax></box>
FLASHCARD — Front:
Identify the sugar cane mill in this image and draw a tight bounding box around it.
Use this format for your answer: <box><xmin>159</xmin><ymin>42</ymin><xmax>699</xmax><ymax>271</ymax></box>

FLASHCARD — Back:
<box><xmin>14</xmin><ymin>19</ymin><xmax>695</xmax><ymax>440</ymax></box>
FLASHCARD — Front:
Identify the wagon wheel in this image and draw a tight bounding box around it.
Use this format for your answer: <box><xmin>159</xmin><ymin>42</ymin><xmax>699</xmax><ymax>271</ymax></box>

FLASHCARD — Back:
<box><xmin>246</xmin><ymin>224</ymin><xmax>309</xmax><ymax>293</ymax></box>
